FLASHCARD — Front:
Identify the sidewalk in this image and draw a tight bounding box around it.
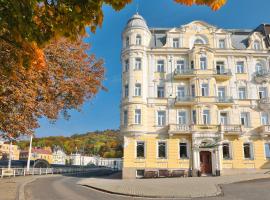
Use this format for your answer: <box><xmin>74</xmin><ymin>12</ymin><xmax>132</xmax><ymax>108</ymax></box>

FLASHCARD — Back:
<box><xmin>0</xmin><ymin>176</ymin><xmax>36</xmax><ymax>200</ymax></box>
<box><xmin>78</xmin><ymin>173</ymin><xmax>270</xmax><ymax>198</ymax></box>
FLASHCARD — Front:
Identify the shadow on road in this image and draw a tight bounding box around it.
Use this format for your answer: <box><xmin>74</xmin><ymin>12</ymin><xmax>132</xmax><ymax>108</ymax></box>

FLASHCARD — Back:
<box><xmin>61</xmin><ymin>168</ymin><xmax>122</xmax><ymax>179</ymax></box>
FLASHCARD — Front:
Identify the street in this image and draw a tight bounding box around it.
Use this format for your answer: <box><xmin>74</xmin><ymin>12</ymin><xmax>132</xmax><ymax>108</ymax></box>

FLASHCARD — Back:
<box><xmin>24</xmin><ymin>173</ymin><xmax>270</xmax><ymax>200</ymax></box>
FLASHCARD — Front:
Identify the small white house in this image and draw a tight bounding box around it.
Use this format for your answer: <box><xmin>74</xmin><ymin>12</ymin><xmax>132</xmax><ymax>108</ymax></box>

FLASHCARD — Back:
<box><xmin>52</xmin><ymin>148</ymin><xmax>67</xmax><ymax>165</ymax></box>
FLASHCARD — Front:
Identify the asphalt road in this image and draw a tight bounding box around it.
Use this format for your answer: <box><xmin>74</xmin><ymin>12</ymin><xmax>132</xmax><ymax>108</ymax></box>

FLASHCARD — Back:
<box><xmin>25</xmin><ymin>173</ymin><xmax>270</xmax><ymax>200</ymax></box>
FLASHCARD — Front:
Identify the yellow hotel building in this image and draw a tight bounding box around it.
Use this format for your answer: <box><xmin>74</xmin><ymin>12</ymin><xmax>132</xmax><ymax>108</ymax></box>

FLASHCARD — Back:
<box><xmin>121</xmin><ymin>14</ymin><xmax>270</xmax><ymax>179</ymax></box>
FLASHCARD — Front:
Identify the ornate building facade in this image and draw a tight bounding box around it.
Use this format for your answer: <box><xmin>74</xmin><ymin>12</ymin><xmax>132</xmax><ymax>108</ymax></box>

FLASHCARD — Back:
<box><xmin>121</xmin><ymin>14</ymin><xmax>270</xmax><ymax>179</ymax></box>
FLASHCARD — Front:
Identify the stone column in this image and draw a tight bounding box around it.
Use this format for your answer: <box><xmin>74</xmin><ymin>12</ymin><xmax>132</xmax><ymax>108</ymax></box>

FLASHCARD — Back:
<box><xmin>192</xmin><ymin>148</ymin><xmax>200</xmax><ymax>176</ymax></box>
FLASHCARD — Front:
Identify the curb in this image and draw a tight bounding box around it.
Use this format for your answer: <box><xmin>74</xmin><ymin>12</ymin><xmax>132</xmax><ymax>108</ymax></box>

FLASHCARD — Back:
<box><xmin>17</xmin><ymin>177</ymin><xmax>38</xmax><ymax>200</ymax></box>
<box><xmin>80</xmin><ymin>183</ymin><xmax>222</xmax><ymax>199</ymax></box>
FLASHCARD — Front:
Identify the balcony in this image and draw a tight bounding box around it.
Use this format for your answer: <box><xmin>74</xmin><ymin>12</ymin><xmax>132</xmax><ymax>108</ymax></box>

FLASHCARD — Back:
<box><xmin>169</xmin><ymin>124</ymin><xmax>191</xmax><ymax>134</ymax></box>
<box><xmin>173</xmin><ymin>69</ymin><xmax>195</xmax><ymax>80</ymax></box>
<box><xmin>219</xmin><ymin>125</ymin><xmax>243</xmax><ymax>135</ymax></box>
<box><xmin>254</xmin><ymin>70</ymin><xmax>270</xmax><ymax>84</ymax></box>
<box><xmin>216</xmin><ymin>97</ymin><xmax>234</xmax><ymax>107</ymax></box>
<box><xmin>257</xmin><ymin>125</ymin><xmax>270</xmax><ymax>136</ymax></box>
<box><xmin>191</xmin><ymin>124</ymin><xmax>219</xmax><ymax>132</ymax></box>
<box><xmin>213</xmin><ymin>69</ymin><xmax>232</xmax><ymax>81</ymax></box>
<box><xmin>258</xmin><ymin>97</ymin><xmax>270</xmax><ymax>111</ymax></box>
<box><xmin>174</xmin><ymin>96</ymin><xmax>195</xmax><ymax>106</ymax></box>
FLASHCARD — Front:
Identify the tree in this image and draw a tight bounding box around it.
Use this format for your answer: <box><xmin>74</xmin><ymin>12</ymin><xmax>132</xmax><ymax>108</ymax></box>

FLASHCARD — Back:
<box><xmin>0</xmin><ymin>0</ymin><xmax>226</xmax><ymax>70</ymax></box>
<box><xmin>0</xmin><ymin>38</ymin><xmax>104</xmax><ymax>136</ymax></box>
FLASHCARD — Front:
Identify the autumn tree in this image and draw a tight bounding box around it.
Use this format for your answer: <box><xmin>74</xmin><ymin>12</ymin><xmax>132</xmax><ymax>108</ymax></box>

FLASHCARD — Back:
<box><xmin>0</xmin><ymin>0</ymin><xmax>226</xmax><ymax>70</ymax></box>
<box><xmin>0</xmin><ymin>38</ymin><xmax>104</xmax><ymax>137</ymax></box>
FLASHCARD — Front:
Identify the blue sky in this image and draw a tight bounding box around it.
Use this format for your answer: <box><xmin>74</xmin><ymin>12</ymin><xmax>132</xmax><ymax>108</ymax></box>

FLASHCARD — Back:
<box><xmin>36</xmin><ymin>0</ymin><xmax>270</xmax><ymax>137</ymax></box>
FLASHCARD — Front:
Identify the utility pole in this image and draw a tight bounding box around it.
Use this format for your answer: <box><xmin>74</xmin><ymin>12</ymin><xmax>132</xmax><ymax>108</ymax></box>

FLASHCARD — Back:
<box><xmin>8</xmin><ymin>140</ymin><xmax>12</xmax><ymax>169</ymax></box>
<box><xmin>26</xmin><ymin>134</ymin><xmax>33</xmax><ymax>172</ymax></box>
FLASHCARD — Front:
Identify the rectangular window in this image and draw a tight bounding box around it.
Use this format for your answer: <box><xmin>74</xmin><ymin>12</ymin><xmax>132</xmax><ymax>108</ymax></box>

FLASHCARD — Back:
<box><xmin>238</xmin><ymin>87</ymin><xmax>246</xmax><ymax>99</ymax></box>
<box><xmin>265</xmin><ymin>143</ymin><xmax>270</xmax><ymax>159</ymax></box>
<box><xmin>124</xmin><ymin>84</ymin><xmax>129</xmax><ymax>98</ymax></box>
<box><xmin>192</xmin><ymin>110</ymin><xmax>197</xmax><ymax>124</ymax></box>
<box><xmin>157</xmin><ymin>86</ymin><xmax>165</xmax><ymax>98</ymax></box>
<box><xmin>136</xmin><ymin>169</ymin><xmax>145</xmax><ymax>178</ymax></box>
<box><xmin>135</xmin><ymin>58</ymin><xmax>142</xmax><ymax>70</ymax></box>
<box><xmin>191</xmin><ymin>85</ymin><xmax>195</xmax><ymax>97</ymax></box>
<box><xmin>203</xmin><ymin>110</ymin><xmax>210</xmax><ymax>124</ymax></box>
<box><xmin>178</xmin><ymin>111</ymin><xmax>186</xmax><ymax>124</ymax></box>
<box><xmin>157</xmin><ymin>60</ymin><xmax>165</xmax><ymax>72</ymax></box>
<box><xmin>124</xmin><ymin>59</ymin><xmax>129</xmax><ymax>72</ymax></box>
<box><xmin>261</xmin><ymin>113</ymin><xmax>269</xmax><ymax>125</ymax></box>
<box><xmin>157</xmin><ymin>111</ymin><xmax>166</xmax><ymax>126</ymax></box>
<box><xmin>218</xmin><ymin>87</ymin><xmax>226</xmax><ymax>99</ymax></box>
<box><xmin>200</xmin><ymin>57</ymin><xmax>207</xmax><ymax>70</ymax></box>
<box><xmin>126</xmin><ymin>37</ymin><xmax>129</xmax><ymax>47</ymax></box>
<box><xmin>135</xmin><ymin>109</ymin><xmax>141</xmax><ymax>124</ymax></box>
<box><xmin>259</xmin><ymin>87</ymin><xmax>267</xmax><ymax>99</ymax></box>
<box><xmin>173</xmin><ymin>38</ymin><xmax>179</xmax><ymax>48</ymax></box>
<box><xmin>136</xmin><ymin>141</ymin><xmax>145</xmax><ymax>158</ymax></box>
<box><xmin>190</xmin><ymin>61</ymin><xmax>194</xmax><ymax>69</ymax></box>
<box><xmin>243</xmin><ymin>143</ymin><xmax>252</xmax><ymax>159</ymax></box>
<box><xmin>219</xmin><ymin>39</ymin><xmax>225</xmax><ymax>49</ymax></box>
<box><xmin>158</xmin><ymin>141</ymin><xmax>167</xmax><ymax>159</ymax></box>
<box><xmin>201</xmin><ymin>84</ymin><xmax>209</xmax><ymax>96</ymax></box>
<box><xmin>240</xmin><ymin>112</ymin><xmax>249</xmax><ymax>127</ymax></box>
<box><xmin>136</xmin><ymin>35</ymin><xmax>141</xmax><ymax>45</ymax></box>
<box><xmin>176</xmin><ymin>60</ymin><xmax>185</xmax><ymax>73</ymax></box>
<box><xmin>123</xmin><ymin>110</ymin><xmax>128</xmax><ymax>126</ymax></box>
<box><xmin>134</xmin><ymin>83</ymin><xmax>141</xmax><ymax>96</ymax></box>
<box><xmin>177</xmin><ymin>86</ymin><xmax>185</xmax><ymax>99</ymax></box>
<box><xmin>179</xmin><ymin>143</ymin><xmax>188</xmax><ymax>159</ymax></box>
<box><xmin>222</xmin><ymin>143</ymin><xmax>231</xmax><ymax>159</ymax></box>
<box><xmin>220</xmin><ymin>112</ymin><xmax>228</xmax><ymax>125</ymax></box>
<box><xmin>216</xmin><ymin>61</ymin><xmax>225</xmax><ymax>74</ymax></box>
<box><xmin>236</xmin><ymin>61</ymin><xmax>244</xmax><ymax>73</ymax></box>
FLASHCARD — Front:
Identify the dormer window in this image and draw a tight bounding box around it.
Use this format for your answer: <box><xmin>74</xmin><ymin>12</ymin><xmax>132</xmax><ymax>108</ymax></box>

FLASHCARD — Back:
<box><xmin>219</xmin><ymin>39</ymin><xmax>225</xmax><ymax>49</ymax></box>
<box><xmin>253</xmin><ymin>40</ymin><xmax>261</xmax><ymax>50</ymax></box>
<box><xmin>126</xmin><ymin>37</ymin><xmax>130</xmax><ymax>47</ymax></box>
<box><xmin>173</xmin><ymin>38</ymin><xmax>179</xmax><ymax>48</ymax></box>
<box><xmin>136</xmin><ymin>34</ymin><xmax>142</xmax><ymax>45</ymax></box>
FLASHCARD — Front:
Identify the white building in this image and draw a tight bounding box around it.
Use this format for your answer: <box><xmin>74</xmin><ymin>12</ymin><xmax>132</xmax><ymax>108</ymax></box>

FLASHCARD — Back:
<box><xmin>52</xmin><ymin>148</ymin><xmax>67</xmax><ymax>165</ymax></box>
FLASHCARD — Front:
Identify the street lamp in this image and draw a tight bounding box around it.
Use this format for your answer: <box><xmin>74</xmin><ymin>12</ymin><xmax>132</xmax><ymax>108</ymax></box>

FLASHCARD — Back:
<box><xmin>26</xmin><ymin>134</ymin><xmax>33</xmax><ymax>172</ymax></box>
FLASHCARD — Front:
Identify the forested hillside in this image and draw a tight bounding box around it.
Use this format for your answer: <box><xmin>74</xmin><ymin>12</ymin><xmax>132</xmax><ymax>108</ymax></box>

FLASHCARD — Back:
<box><xmin>16</xmin><ymin>130</ymin><xmax>123</xmax><ymax>158</ymax></box>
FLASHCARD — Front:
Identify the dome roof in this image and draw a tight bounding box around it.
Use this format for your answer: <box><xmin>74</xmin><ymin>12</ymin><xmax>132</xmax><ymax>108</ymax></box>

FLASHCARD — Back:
<box><xmin>125</xmin><ymin>13</ymin><xmax>148</xmax><ymax>30</ymax></box>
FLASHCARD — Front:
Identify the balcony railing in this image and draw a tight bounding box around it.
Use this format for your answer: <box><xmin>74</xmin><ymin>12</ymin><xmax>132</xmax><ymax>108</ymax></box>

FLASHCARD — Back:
<box><xmin>219</xmin><ymin>124</ymin><xmax>242</xmax><ymax>133</ymax></box>
<box><xmin>213</xmin><ymin>69</ymin><xmax>232</xmax><ymax>76</ymax></box>
<box><xmin>216</xmin><ymin>97</ymin><xmax>234</xmax><ymax>103</ymax></box>
<box><xmin>254</xmin><ymin>70</ymin><xmax>270</xmax><ymax>83</ymax></box>
<box><xmin>258</xmin><ymin>125</ymin><xmax>270</xmax><ymax>136</ymax></box>
<box><xmin>169</xmin><ymin>124</ymin><xmax>191</xmax><ymax>134</ymax></box>
<box><xmin>258</xmin><ymin>97</ymin><xmax>270</xmax><ymax>111</ymax></box>
<box><xmin>175</xmin><ymin>96</ymin><xmax>195</xmax><ymax>102</ymax></box>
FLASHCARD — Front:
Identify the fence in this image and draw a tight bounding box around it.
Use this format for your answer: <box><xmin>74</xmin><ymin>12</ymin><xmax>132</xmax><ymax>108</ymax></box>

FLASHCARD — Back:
<box><xmin>0</xmin><ymin>167</ymin><xmax>110</xmax><ymax>178</ymax></box>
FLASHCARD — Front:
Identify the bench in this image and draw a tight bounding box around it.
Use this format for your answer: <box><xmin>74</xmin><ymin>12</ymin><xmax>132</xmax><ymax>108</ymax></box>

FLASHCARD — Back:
<box><xmin>171</xmin><ymin>170</ymin><xmax>187</xmax><ymax>177</ymax></box>
<box><xmin>158</xmin><ymin>169</ymin><xmax>170</xmax><ymax>177</ymax></box>
<box><xmin>144</xmin><ymin>170</ymin><xmax>158</xmax><ymax>178</ymax></box>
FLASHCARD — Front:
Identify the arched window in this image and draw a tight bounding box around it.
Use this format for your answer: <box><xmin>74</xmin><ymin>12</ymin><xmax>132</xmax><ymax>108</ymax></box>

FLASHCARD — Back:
<box><xmin>136</xmin><ymin>34</ymin><xmax>142</xmax><ymax>45</ymax></box>
<box><xmin>255</xmin><ymin>62</ymin><xmax>264</xmax><ymax>74</ymax></box>
<box><xmin>253</xmin><ymin>40</ymin><xmax>261</xmax><ymax>50</ymax></box>
<box><xmin>194</xmin><ymin>38</ymin><xmax>204</xmax><ymax>45</ymax></box>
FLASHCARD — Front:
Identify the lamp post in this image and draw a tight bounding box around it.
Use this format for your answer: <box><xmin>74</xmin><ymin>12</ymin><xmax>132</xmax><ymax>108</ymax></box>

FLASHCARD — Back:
<box><xmin>26</xmin><ymin>134</ymin><xmax>33</xmax><ymax>172</ymax></box>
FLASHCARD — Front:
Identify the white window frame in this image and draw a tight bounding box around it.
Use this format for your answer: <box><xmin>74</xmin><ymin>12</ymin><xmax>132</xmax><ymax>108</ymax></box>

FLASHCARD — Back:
<box><xmin>240</xmin><ymin>112</ymin><xmax>250</xmax><ymax>127</ymax></box>
<box><xmin>236</xmin><ymin>61</ymin><xmax>245</xmax><ymax>73</ymax></box>
<box><xmin>135</xmin><ymin>58</ymin><xmax>142</xmax><ymax>70</ymax></box>
<box><xmin>126</xmin><ymin>36</ymin><xmax>130</xmax><ymax>47</ymax></box>
<box><xmin>136</xmin><ymin>34</ymin><xmax>142</xmax><ymax>45</ymax></box>
<box><xmin>176</xmin><ymin>60</ymin><xmax>185</xmax><ymax>73</ymax></box>
<box><xmin>124</xmin><ymin>84</ymin><xmax>129</xmax><ymax>98</ymax></box>
<box><xmin>222</xmin><ymin>142</ymin><xmax>232</xmax><ymax>160</ymax></box>
<box><xmin>157</xmin><ymin>110</ymin><xmax>166</xmax><ymax>126</ymax></box>
<box><xmin>201</xmin><ymin>83</ymin><xmax>209</xmax><ymax>96</ymax></box>
<box><xmin>200</xmin><ymin>57</ymin><xmax>207</xmax><ymax>70</ymax></box>
<box><xmin>178</xmin><ymin>111</ymin><xmax>187</xmax><ymax>125</ymax></box>
<box><xmin>220</xmin><ymin>112</ymin><xmax>228</xmax><ymax>125</ymax></box>
<box><xmin>157</xmin><ymin>60</ymin><xmax>165</xmax><ymax>73</ymax></box>
<box><xmin>157</xmin><ymin>140</ymin><xmax>167</xmax><ymax>159</ymax></box>
<box><xmin>243</xmin><ymin>142</ymin><xmax>254</xmax><ymax>160</ymax></box>
<box><xmin>135</xmin><ymin>109</ymin><xmax>141</xmax><ymax>124</ymax></box>
<box><xmin>173</xmin><ymin>38</ymin><xmax>179</xmax><ymax>48</ymax></box>
<box><xmin>258</xmin><ymin>87</ymin><xmax>267</xmax><ymax>99</ymax></box>
<box><xmin>238</xmin><ymin>87</ymin><xmax>247</xmax><ymax>99</ymax></box>
<box><xmin>254</xmin><ymin>40</ymin><xmax>261</xmax><ymax>50</ymax></box>
<box><xmin>202</xmin><ymin>110</ymin><xmax>210</xmax><ymax>125</ymax></box>
<box><xmin>177</xmin><ymin>86</ymin><xmax>185</xmax><ymax>99</ymax></box>
<box><xmin>179</xmin><ymin>142</ymin><xmax>189</xmax><ymax>159</ymax></box>
<box><xmin>124</xmin><ymin>59</ymin><xmax>129</xmax><ymax>72</ymax></box>
<box><xmin>261</xmin><ymin>112</ymin><xmax>269</xmax><ymax>125</ymax></box>
<box><xmin>157</xmin><ymin>86</ymin><xmax>165</xmax><ymax>98</ymax></box>
<box><xmin>134</xmin><ymin>83</ymin><xmax>141</xmax><ymax>97</ymax></box>
<box><xmin>123</xmin><ymin>110</ymin><xmax>128</xmax><ymax>126</ymax></box>
<box><xmin>218</xmin><ymin>39</ymin><xmax>226</xmax><ymax>49</ymax></box>
<box><xmin>136</xmin><ymin>141</ymin><xmax>145</xmax><ymax>159</ymax></box>
<box><xmin>264</xmin><ymin>142</ymin><xmax>270</xmax><ymax>159</ymax></box>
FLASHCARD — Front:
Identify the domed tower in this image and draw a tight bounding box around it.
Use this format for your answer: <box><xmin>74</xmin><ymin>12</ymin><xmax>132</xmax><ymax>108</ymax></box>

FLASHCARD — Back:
<box><xmin>121</xmin><ymin>14</ymin><xmax>151</xmax><ymax>179</ymax></box>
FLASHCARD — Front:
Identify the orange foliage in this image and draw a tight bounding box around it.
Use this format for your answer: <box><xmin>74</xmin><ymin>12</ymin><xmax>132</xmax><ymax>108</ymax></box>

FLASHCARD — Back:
<box><xmin>174</xmin><ymin>0</ymin><xmax>227</xmax><ymax>10</ymax></box>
